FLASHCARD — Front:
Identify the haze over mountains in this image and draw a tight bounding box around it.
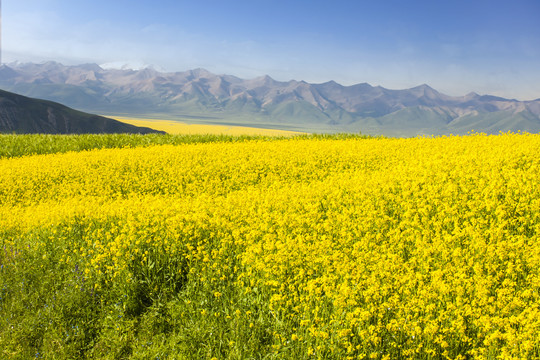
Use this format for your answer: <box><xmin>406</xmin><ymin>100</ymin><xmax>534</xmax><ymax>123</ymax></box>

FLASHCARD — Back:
<box><xmin>1</xmin><ymin>62</ymin><xmax>539</xmax><ymax>136</ymax></box>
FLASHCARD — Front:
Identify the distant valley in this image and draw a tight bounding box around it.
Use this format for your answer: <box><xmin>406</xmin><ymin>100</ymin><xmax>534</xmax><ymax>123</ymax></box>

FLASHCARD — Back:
<box><xmin>1</xmin><ymin>61</ymin><xmax>539</xmax><ymax>136</ymax></box>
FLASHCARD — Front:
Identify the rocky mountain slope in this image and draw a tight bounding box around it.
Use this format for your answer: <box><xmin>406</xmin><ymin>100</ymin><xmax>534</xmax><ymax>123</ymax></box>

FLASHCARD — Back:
<box><xmin>0</xmin><ymin>88</ymin><xmax>164</xmax><ymax>134</ymax></box>
<box><xmin>1</xmin><ymin>62</ymin><xmax>539</xmax><ymax>136</ymax></box>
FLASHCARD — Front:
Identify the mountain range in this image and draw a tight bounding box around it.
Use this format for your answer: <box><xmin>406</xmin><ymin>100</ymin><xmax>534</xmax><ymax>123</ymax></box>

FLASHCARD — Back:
<box><xmin>1</xmin><ymin>61</ymin><xmax>539</xmax><ymax>136</ymax></box>
<box><xmin>0</xmin><ymin>88</ymin><xmax>163</xmax><ymax>134</ymax></box>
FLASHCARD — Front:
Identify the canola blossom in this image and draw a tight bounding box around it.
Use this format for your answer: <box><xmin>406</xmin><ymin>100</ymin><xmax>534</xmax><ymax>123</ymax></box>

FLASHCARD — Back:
<box><xmin>0</xmin><ymin>133</ymin><xmax>539</xmax><ymax>359</ymax></box>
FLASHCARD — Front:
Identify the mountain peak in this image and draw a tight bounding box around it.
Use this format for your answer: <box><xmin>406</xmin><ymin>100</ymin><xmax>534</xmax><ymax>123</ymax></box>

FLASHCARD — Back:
<box><xmin>251</xmin><ymin>74</ymin><xmax>278</xmax><ymax>85</ymax></box>
<box><xmin>320</xmin><ymin>80</ymin><xmax>341</xmax><ymax>87</ymax></box>
<box><xmin>409</xmin><ymin>83</ymin><xmax>441</xmax><ymax>100</ymax></box>
<box><xmin>189</xmin><ymin>68</ymin><xmax>213</xmax><ymax>79</ymax></box>
<box><xmin>134</xmin><ymin>67</ymin><xmax>160</xmax><ymax>80</ymax></box>
<box><xmin>78</xmin><ymin>63</ymin><xmax>104</xmax><ymax>72</ymax></box>
<box><xmin>350</xmin><ymin>82</ymin><xmax>374</xmax><ymax>91</ymax></box>
<box><xmin>411</xmin><ymin>83</ymin><xmax>436</xmax><ymax>92</ymax></box>
<box><xmin>1</xmin><ymin>61</ymin><xmax>538</xmax><ymax>136</ymax></box>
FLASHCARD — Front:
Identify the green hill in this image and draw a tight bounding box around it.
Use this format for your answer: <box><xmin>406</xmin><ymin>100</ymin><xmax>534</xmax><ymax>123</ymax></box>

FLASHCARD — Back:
<box><xmin>0</xmin><ymin>89</ymin><xmax>164</xmax><ymax>134</ymax></box>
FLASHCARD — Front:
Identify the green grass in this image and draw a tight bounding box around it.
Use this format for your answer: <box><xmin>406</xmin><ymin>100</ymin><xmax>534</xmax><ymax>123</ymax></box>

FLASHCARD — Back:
<box><xmin>0</xmin><ymin>133</ymin><xmax>374</xmax><ymax>158</ymax></box>
<box><xmin>0</xmin><ymin>218</ymin><xmax>278</xmax><ymax>359</ymax></box>
<box><xmin>0</xmin><ymin>133</ymin><xmax>265</xmax><ymax>158</ymax></box>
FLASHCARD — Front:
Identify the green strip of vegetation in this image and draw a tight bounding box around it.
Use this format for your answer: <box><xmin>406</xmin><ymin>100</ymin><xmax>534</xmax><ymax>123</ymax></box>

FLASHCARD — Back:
<box><xmin>0</xmin><ymin>134</ymin><xmax>266</xmax><ymax>158</ymax></box>
<box><xmin>0</xmin><ymin>133</ymin><xmax>374</xmax><ymax>158</ymax></box>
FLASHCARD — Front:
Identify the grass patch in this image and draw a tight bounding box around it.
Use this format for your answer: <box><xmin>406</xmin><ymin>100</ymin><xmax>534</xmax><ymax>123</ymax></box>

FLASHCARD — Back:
<box><xmin>0</xmin><ymin>132</ymin><xmax>373</xmax><ymax>158</ymax></box>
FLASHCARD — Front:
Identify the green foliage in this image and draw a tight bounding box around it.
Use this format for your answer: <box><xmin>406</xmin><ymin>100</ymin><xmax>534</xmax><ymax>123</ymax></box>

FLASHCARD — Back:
<box><xmin>0</xmin><ymin>133</ymin><xmax>259</xmax><ymax>158</ymax></box>
<box><xmin>0</xmin><ymin>219</ymin><xmax>277</xmax><ymax>359</ymax></box>
<box><xmin>0</xmin><ymin>133</ymin><xmax>374</xmax><ymax>158</ymax></box>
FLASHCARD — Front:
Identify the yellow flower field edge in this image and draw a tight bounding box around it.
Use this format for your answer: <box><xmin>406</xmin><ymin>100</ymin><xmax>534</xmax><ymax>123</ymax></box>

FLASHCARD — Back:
<box><xmin>0</xmin><ymin>133</ymin><xmax>539</xmax><ymax>359</ymax></box>
<box><xmin>111</xmin><ymin>116</ymin><xmax>306</xmax><ymax>136</ymax></box>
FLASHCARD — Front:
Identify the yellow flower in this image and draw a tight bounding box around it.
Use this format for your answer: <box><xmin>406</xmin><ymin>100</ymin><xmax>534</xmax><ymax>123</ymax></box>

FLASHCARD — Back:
<box><xmin>2</xmin><ymin>133</ymin><xmax>540</xmax><ymax>358</ymax></box>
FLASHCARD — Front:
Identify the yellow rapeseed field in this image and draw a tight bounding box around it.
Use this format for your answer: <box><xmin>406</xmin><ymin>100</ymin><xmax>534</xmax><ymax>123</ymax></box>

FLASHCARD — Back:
<box><xmin>0</xmin><ymin>133</ymin><xmax>539</xmax><ymax>359</ymax></box>
<box><xmin>113</xmin><ymin>116</ymin><xmax>304</xmax><ymax>136</ymax></box>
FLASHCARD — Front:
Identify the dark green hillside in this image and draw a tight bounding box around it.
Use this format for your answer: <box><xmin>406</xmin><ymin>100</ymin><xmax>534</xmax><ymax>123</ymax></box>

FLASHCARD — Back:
<box><xmin>0</xmin><ymin>89</ymin><xmax>164</xmax><ymax>134</ymax></box>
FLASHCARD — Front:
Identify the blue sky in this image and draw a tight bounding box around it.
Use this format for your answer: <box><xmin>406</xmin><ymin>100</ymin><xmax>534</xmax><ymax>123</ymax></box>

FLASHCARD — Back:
<box><xmin>3</xmin><ymin>0</ymin><xmax>540</xmax><ymax>99</ymax></box>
